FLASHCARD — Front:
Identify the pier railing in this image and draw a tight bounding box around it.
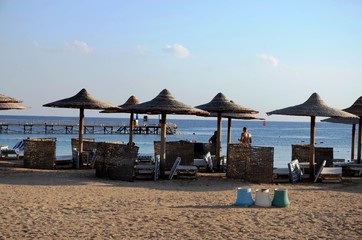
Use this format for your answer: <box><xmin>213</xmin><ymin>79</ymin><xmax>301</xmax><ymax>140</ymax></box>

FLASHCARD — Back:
<box><xmin>0</xmin><ymin>121</ymin><xmax>177</xmax><ymax>135</ymax></box>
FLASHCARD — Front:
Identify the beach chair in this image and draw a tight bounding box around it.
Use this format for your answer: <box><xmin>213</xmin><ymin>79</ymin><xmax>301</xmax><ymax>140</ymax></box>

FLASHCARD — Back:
<box><xmin>172</xmin><ymin>156</ymin><xmax>198</xmax><ymax>179</ymax></box>
<box><xmin>169</xmin><ymin>157</ymin><xmax>181</xmax><ymax>180</ymax></box>
<box><xmin>273</xmin><ymin>166</ymin><xmax>289</xmax><ymax>183</ymax></box>
<box><xmin>314</xmin><ymin>160</ymin><xmax>342</xmax><ymax>183</ymax></box>
<box><xmin>193</xmin><ymin>152</ymin><xmax>213</xmax><ymax>172</ymax></box>
<box><xmin>0</xmin><ymin>140</ymin><xmax>24</xmax><ymax>159</ymax></box>
<box><xmin>288</xmin><ymin>159</ymin><xmax>303</xmax><ymax>183</ymax></box>
<box><xmin>134</xmin><ymin>154</ymin><xmax>159</xmax><ymax>180</ymax></box>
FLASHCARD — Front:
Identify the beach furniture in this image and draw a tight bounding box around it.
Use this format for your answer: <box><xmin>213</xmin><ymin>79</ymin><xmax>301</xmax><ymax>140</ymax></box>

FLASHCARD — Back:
<box><xmin>273</xmin><ymin>159</ymin><xmax>303</xmax><ymax>183</ymax></box>
<box><xmin>333</xmin><ymin>161</ymin><xmax>362</xmax><ymax>176</ymax></box>
<box><xmin>134</xmin><ymin>154</ymin><xmax>160</xmax><ymax>180</ymax></box>
<box><xmin>0</xmin><ymin>140</ymin><xmax>24</xmax><ymax>159</ymax></box>
<box><xmin>235</xmin><ymin>187</ymin><xmax>254</xmax><ymax>207</ymax></box>
<box><xmin>314</xmin><ymin>160</ymin><xmax>342</xmax><ymax>183</ymax></box>
<box><xmin>288</xmin><ymin>159</ymin><xmax>303</xmax><ymax>183</ymax></box>
<box><xmin>169</xmin><ymin>156</ymin><xmax>198</xmax><ymax>180</ymax></box>
<box><xmin>273</xmin><ymin>167</ymin><xmax>289</xmax><ymax>182</ymax></box>
<box><xmin>169</xmin><ymin>157</ymin><xmax>181</xmax><ymax>180</ymax></box>
<box><xmin>193</xmin><ymin>152</ymin><xmax>213</xmax><ymax>172</ymax></box>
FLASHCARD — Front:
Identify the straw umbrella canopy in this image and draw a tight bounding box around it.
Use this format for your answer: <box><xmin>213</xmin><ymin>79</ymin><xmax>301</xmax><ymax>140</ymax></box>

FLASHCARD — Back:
<box><xmin>0</xmin><ymin>93</ymin><xmax>30</xmax><ymax>110</ymax></box>
<box><xmin>321</xmin><ymin>117</ymin><xmax>359</xmax><ymax>161</ymax></box>
<box><xmin>129</xmin><ymin>89</ymin><xmax>209</xmax><ymax>176</ymax></box>
<box><xmin>101</xmin><ymin>95</ymin><xmax>141</xmax><ymax>145</ymax></box>
<box><xmin>267</xmin><ymin>93</ymin><xmax>359</xmax><ymax>179</ymax></box>
<box><xmin>196</xmin><ymin>93</ymin><xmax>259</xmax><ymax>169</ymax></box>
<box><xmin>343</xmin><ymin>96</ymin><xmax>362</xmax><ymax>163</ymax></box>
<box><xmin>43</xmin><ymin>88</ymin><xmax>118</xmax><ymax>159</ymax></box>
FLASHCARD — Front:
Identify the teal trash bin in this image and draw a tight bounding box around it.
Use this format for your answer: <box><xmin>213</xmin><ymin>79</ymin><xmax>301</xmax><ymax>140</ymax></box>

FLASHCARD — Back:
<box><xmin>272</xmin><ymin>188</ymin><xmax>290</xmax><ymax>208</ymax></box>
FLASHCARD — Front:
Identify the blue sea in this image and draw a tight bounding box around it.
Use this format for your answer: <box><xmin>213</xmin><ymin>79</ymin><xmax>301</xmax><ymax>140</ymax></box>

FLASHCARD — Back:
<box><xmin>0</xmin><ymin>115</ymin><xmax>355</xmax><ymax>168</ymax></box>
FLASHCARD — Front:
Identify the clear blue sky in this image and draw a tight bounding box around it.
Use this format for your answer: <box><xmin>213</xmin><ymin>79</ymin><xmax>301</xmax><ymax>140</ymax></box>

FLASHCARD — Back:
<box><xmin>0</xmin><ymin>0</ymin><xmax>361</xmax><ymax>121</ymax></box>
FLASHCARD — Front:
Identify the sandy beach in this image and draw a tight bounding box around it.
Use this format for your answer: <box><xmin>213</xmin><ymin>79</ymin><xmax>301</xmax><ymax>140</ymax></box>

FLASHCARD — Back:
<box><xmin>0</xmin><ymin>164</ymin><xmax>361</xmax><ymax>240</ymax></box>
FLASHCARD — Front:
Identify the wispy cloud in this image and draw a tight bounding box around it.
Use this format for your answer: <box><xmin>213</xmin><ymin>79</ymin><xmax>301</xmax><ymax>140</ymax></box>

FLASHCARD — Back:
<box><xmin>258</xmin><ymin>54</ymin><xmax>279</xmax><ymax>67</ymax></box>
<box><xmin>63</xmin><ymin>40</ymin><xmax>93</xmax><ymax>55</ymax></box>
<box><xmin>163</xmin><ymin>43</ymin><xmax>190</xmax><ymax>58</ymax></box>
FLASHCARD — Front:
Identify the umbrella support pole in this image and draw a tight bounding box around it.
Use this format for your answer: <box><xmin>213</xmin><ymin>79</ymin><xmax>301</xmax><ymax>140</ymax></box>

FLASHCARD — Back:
<box><xmin>309</xmin><ymin>116</ymin><xmax>316</xmax><ymax>180</ymax></box>
<box><xmin>351</xmin><ymin>124</ymin><xmax>356</xmax><ymax>161</ymax></box>
<box><xmin>358</xmin><ymin>119</ymin><xmax>362</xmax><ymax>164</ymax></box>
<box><xmin>78</xmin><ymin>108</ymin><xmax>85</xmax><ymax>167</ymax></box>
<box><xmin>216</xmin><ymin>114</ymin><xmax>222</xmax><ymax>170</ymax></box>
<box><xmin>160</xmin><ymin>113</ymin><xmax>167</xmax><ymax>178</ymax></box>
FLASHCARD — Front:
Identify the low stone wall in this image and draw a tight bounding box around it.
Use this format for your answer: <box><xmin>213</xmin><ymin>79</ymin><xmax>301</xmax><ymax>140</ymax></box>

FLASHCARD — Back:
<box><xmin>71</xmin><ymin>138</ymin><xmax>96</xmax><ymax>152</ymax></box>
<box><xmin>154</xmin><ymin>141</ymin><xmax>196</xmax><ymax>170</ymax></box>
<box><xmin>292</xmin><ymin>144</ymin><xmax>334</xmax><ymax>167</ymax></box>
<box><xmin>95</xmin><ymin>142</ymin><xmax>138</xmax><ymax>181</ymax></box>
<box><xmin>24</xmin><ymin>138</ymin><xmax>56</xmax><ymax>169</ymax></box>
<box><xmin>154</xmin><ymin>141</ymin><xmax>216</xmax><ymax>170</ymax></box>
<box><xmin>227</xmin><ymin>144</ymin><xmax>274</xmax><ymax>183</ymax></box>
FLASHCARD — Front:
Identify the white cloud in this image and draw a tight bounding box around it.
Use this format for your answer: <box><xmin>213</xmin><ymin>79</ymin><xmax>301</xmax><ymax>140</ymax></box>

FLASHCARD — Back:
<box><xmin>163</xmin><ymin>44</ymin><xmax>190</xmax><ymax>58</ymax></box>
<box><xmin>64</xmin><ymin>40</ymin><xmax>93</xmax><ymax>55</ymax></box>
<box><xmin>258</xmin><ymin>54</ymin><xmax>279</xmax><ymax>66</ymax></box>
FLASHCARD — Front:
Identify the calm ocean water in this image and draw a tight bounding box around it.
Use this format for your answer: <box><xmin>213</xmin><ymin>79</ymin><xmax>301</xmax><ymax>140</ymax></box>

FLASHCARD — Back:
<box><xmin>0</xmin><ymin>115</ymin><xmax>354</xmax><ymax>168</ymax></box>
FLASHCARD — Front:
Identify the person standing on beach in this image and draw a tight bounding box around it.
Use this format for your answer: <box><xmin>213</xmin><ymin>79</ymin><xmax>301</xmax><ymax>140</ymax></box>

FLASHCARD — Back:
<box><xmin>209</xmin><ymin>131</ymin><xmax>217</xmax><ymax>144</ymax></box>
<box><xmin>239</xmin><ymin>127</ymin><xmax>252</xmax><ymax>146</ymax></box>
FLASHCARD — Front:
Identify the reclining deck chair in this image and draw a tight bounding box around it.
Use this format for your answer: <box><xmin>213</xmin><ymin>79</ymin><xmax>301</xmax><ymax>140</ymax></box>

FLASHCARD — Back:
<box><xmin>169</xmin><ymin>157</ymin><xmax>198</xmax><ymax>180</ymax></box>
<box><xmin>314</xmin><ymin>160</ymin><xmax>342</xmax><ymax>183</ymax></box>
<box><xmin>134</xmin><ymin>154</ymin><xmax>160</xmax><ymax>180</ymax></box>
<box><xmin>0</xmin><ymin>140</ymin><xmax>24</xmax><ymax>159</ymax></box>
<box><xmin>288</xmin><ymin>159</ymin><xmax>303</xmax><ymax>183</ymax></box>
<box><xmin>193</xmin><ymin>152</ymin><xmax>214</xmax><ymax>172</ymax></box>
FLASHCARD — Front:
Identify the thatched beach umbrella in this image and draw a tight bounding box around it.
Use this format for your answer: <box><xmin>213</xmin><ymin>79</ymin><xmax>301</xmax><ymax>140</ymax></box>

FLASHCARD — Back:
<box><xmin>267</xmin><ymin>93</ymin><xmax>358</xmax><ymax>179</ymax></box>
<box><xmin>196</xmin><ymin>93</ymin><xmax>258</xmax><ymax>169</ymax></box>
<box><xmin>0</xmin><ymin>93</ymin><xmax>30</xmax><ymax>110</ymax></box>
<box><xmin>321</xmin><ymin>117</ymin><xmax>359</xmax><ymax>161</ymax></box>
<box><xmin>43</xmin><ymin>88</ymin><xmax>118</xmax><ymax>161</ymax></box>
<box><xmin>130</xmin><ymin>89</ymin><xmax>209</xmax><ymax>176</ymax></box>
<box><xmin>344</xmin><ymin>96</ymin><xmax>362</xmax><ymax>163</ymax></box>
<box><xmin>101</xmin><ymin>95</ymin><xmax>141</xmax><ymax>145</ymax></box>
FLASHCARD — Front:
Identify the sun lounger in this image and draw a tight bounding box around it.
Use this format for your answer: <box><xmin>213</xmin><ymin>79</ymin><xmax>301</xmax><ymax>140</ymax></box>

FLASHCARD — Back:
<box><xmin>193</xmin><ymin>152</ymin><xmax>213</xmax><ymax>172</ymax></box>
<box><xmin>0</xmin><ymin>140</ymin><xmax>24</xmax><ymax>159</ymax></box>
<box><xmin>273</xmin><ymin>159</ymin><xmax>303</xmax><ymax>183</ymax></box>
<box><xmin>333</xmin><ymin>162</ymin><xmax>362</xmax><ymax>176</ymax></box>
<box><xmin>169</xmin><ymin>157</ymin><xmax>181</xmax><ymax>180</ymax></box>
<box><xmin>167</xmin><ymin>156</ymin><xmax>198</xmax><ymax>180</ymax></box>
<box><xmin>273</xmin><ymin>167</ymin><xmax>289</xmax><ymax>182</ymax></box>
<box><xmin>315</xmin><ymin>160</ymin><xmax>342</xmax><ymax>183</ymax></box>
<box><xmin>134</xmin><ymin>154</ymin><xmax>159</xmax><ymax>180</ymax></box>
<box><xmin>176</xmin><ymin>164</ymin><xmax>198</xmax><ymax>179</ymax></box>
<box><xmin>288</xmin><ymin>159</ymin><xmax>303</xmax><ymax>183</ymax></box>
<box><xmin>55</xmin><ymin>155</ymin><xmax>73</xmax><ymax>169</ymax></box>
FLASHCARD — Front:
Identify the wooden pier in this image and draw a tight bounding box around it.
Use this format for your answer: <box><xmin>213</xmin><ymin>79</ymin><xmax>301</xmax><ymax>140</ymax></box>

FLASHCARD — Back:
<box><xmin>0</xmin><ymin>122</ymin><xmax>177</xmax><ymax>135</ymax></box>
